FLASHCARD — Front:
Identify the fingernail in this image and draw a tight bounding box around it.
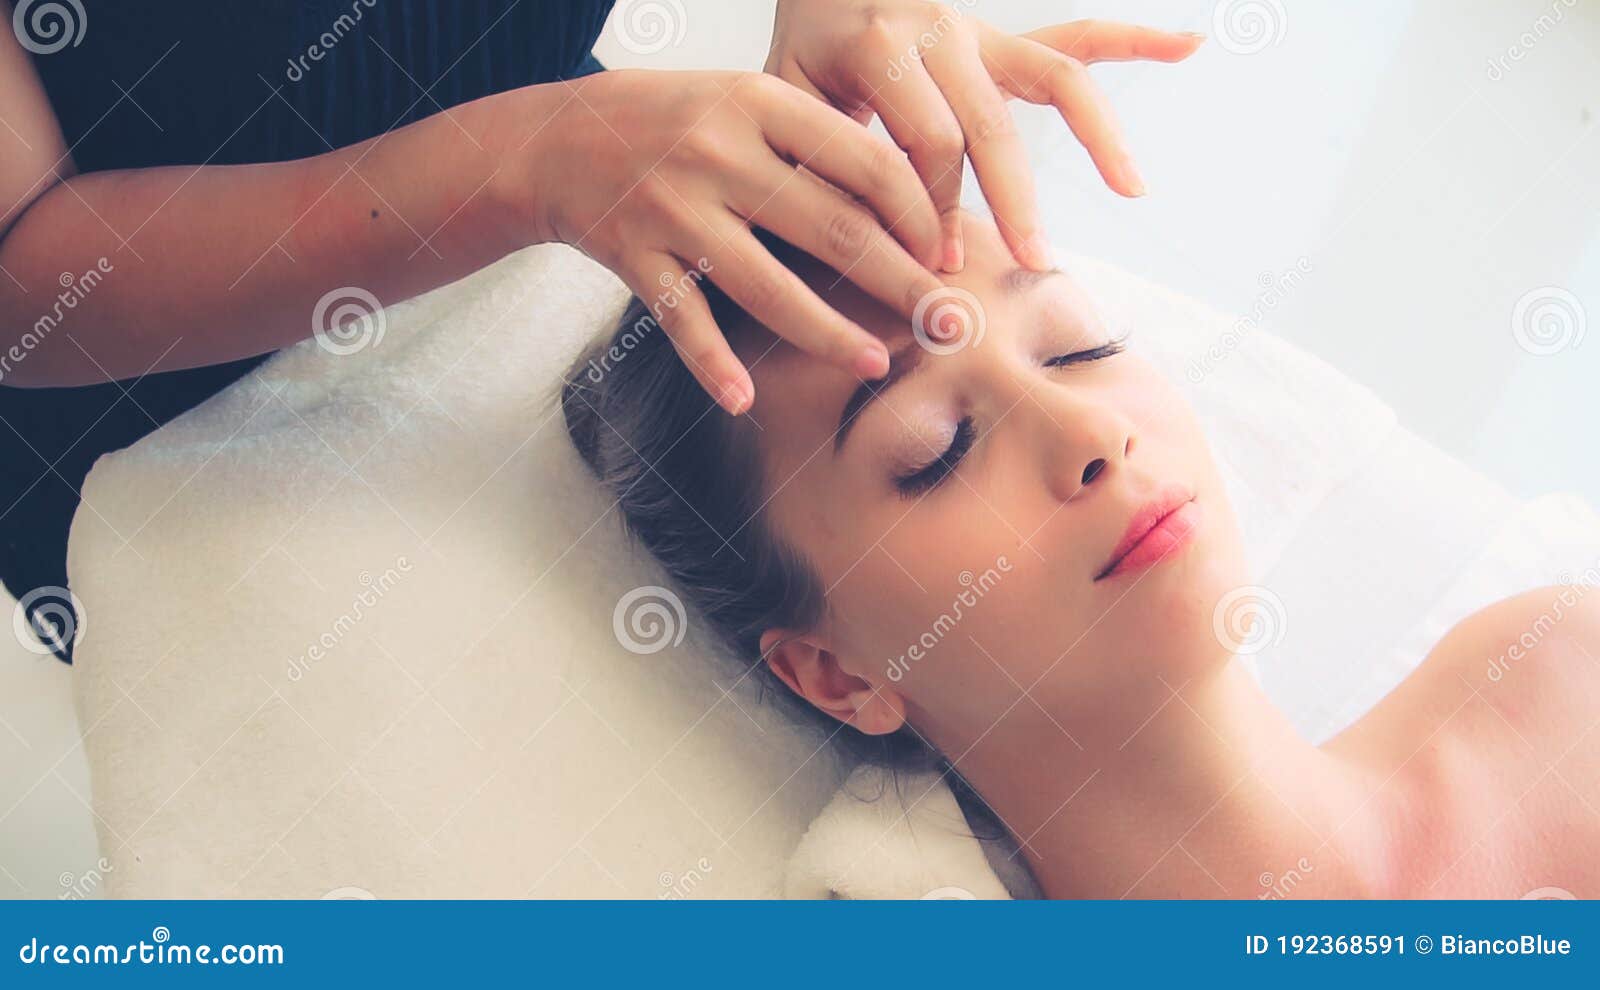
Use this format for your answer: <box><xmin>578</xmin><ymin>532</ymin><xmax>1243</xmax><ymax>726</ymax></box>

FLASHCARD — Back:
<box><xmin>722</xmin><ymin>378</ymin><xmax>753</xmax><ymax>415</ymax></box>
<box><xmin>854</xmin><ymin>343</ymin><xmax>890</xmax><ymax>379</ymax></box>
<box><xmin>942</xmin><ymin>233</ymin><xmax>964</xmax><ymax>273</ymax></box>
<box><xmin>1121</xmin><ymin>158</ymin><xmax>1147</xmax><ymax>197</ymax></box>
<box><xmin>1021</xmin><ymin>232</ymin><xmax>1054</xmax><ymax>271</ymax></box>
<box><xmin>1181</xmin><ymin>31</ymin><xmax>1207</xmax><ymax>41</ymax></box>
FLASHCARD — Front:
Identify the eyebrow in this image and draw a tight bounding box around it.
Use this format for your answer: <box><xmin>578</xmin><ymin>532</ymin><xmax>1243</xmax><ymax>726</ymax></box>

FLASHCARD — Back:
<box><xmin>834</xmin><ymin>345</ymin><xmax>925</xmax><ymax>454</ymax></box>
<box><xmin>1001</xmin><ymin>265</ymin><xmax>1066</xmax><ymax>294</ymax></box>
<box><xmin>832</xmin><ymin>266</ymin><xmax>1066</xmax><ymax>454</ymax></box>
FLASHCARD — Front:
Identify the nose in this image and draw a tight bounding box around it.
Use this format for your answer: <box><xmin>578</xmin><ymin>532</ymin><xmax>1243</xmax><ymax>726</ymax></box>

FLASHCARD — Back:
<box><xmin>1035</xmin><ymin>390</ymin><xmax>1135</xmax><ymax>502</ymax></box>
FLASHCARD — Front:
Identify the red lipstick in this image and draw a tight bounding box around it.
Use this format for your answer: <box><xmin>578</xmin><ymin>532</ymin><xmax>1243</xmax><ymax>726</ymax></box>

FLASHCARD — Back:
<box><xmin>1095</xmin><ymin>485</ymin><xmax>1201</xmax><ymax>581</ymax></box>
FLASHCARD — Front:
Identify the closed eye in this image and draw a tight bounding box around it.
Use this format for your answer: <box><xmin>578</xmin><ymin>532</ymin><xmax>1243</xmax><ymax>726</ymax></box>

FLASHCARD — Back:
<box><xmin>891</xmin><ymin>339</ymin><xmax>1125</xmax><ymax>498</ymax></box>
<box><xmin>1043</xmin><ymin>339</ymin><xmax>1126</xmax><ymax>367</ymax></box>
<box><xmin>894</xmin><ymin>416</ymin><xmax>975</xmax><ymax>498</ymax></box>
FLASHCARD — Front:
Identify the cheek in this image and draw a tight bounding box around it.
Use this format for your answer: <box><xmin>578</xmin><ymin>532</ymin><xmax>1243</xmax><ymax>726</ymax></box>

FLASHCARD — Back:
<box><xmin>823</xmin><ymin>519</ymin><xmax>1023</xmax><ymax>705</ymax></box>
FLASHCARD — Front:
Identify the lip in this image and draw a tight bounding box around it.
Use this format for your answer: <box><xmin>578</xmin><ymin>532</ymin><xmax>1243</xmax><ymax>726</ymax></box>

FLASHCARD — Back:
<box><xmin>1094</xmin><ymin>484</ymin><xmax>1201</xmax><ymax>581</ymax></box>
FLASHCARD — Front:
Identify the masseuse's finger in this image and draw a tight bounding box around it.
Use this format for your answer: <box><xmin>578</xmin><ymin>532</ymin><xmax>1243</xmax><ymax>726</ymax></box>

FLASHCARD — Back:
<box><xmin>923</xmin><ymin>38</ymin><xmax>1049</xmax><ymax>271</ymax></box>
<box><xmin>730</xmin><ymin>158</ymin><xmax>946</xmax><ymax>328</ymax></box>
<box><xmin>694</xmin><ymin>218</ymin><xmax>890</xmax><ymax>382</ymax></box>
<box><xmin>1022</xmin><ymin>20</ymin><xmax>1205</xmax><ymax>65</ymax></box>
<box><xmin>751</xmin><ymin>77</ymin><xmax>942</xmax><ymax>270</ymax></box>
<box><xmin>980</xmin><ymin>27</ymin><xmax>1143</xmax><ymax>198</ymax></box>
<box><xmin>769</xmin><ymin>55</ymin><xmax>875</xmax><ymax>126</ymax></box>
<box><xmin>864</xmin><ymin>61</ymin><xmax>970</xmax><ymax>272</ymax></box>
<box><xmin>625</xmin><ymin>253</ymin><xmax>753</xmax><ymax>415</ymax></box>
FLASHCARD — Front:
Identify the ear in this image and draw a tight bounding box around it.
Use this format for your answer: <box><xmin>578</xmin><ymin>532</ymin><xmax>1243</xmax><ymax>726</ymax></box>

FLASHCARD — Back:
<box><xmin>760</xmin><ymin>629</ymin><xmax>906</xmax><ymax>735</ymax></box>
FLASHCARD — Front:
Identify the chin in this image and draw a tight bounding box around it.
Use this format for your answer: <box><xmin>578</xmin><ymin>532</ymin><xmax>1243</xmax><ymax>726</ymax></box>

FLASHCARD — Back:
<box><xmin>1108</xmin><ymin>519</ymin><xmax>1249</xmax><ymax>673</ymax></box>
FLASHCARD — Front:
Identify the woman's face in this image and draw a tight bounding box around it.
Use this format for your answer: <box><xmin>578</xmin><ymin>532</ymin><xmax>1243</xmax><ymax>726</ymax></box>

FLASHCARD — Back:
<box><xmin>737</xmin><ymin>213</ymin><xmax>1248</xmax><ymax>753</ymax></box>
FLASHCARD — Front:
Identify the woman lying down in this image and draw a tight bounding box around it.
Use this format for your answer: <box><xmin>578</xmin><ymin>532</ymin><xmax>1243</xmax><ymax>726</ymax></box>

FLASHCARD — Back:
<box><xmin>561</xmin><ymin>211</ymin><xmax>1599</xmax><ymax>899</ymax></box>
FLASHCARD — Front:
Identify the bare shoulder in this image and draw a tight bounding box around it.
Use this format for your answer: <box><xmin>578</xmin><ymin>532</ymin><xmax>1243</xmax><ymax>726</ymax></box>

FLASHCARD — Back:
<box><xmin>1341</xmin><ymin>585</ymin><xmax>1600</xmax><ymax>757</ymax></box>
<box><xmin>1443</xmin><ymin>584</ymin><xmax>1600</xmax><ymax>699</ymax></box>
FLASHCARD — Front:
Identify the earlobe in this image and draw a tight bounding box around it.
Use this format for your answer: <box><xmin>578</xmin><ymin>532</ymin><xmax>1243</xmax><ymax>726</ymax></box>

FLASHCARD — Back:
<box><xmin>760</xmin><ymin>629</ymin><xmax>906</xmax><ymax>736</ymax></box>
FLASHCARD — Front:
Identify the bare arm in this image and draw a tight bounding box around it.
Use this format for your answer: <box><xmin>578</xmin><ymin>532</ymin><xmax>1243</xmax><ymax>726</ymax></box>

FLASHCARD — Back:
<box><xmin>0</xmin><ymin>16</ymin><xmax>524</xmax><ymax>387</ymax></box>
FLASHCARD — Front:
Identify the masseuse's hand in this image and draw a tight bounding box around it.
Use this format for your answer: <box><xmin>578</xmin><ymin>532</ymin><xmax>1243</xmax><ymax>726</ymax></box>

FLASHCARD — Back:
<box><xmin>765</xmin><ymin>2</ymin><xmax>1205</xmax><ymax>271</ymax></box>
<box><xmin>512</xmin><ymin>69</ymin><xmax>945</xmax><ymax>414</ymax></box>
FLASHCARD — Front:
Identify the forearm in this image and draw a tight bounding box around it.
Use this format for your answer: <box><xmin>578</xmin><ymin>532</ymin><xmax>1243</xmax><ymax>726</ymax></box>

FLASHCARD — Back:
<box><xmin>0</xmin><ymin>90</ymin><xmax>534</xmax><ymax>387</ymax></box>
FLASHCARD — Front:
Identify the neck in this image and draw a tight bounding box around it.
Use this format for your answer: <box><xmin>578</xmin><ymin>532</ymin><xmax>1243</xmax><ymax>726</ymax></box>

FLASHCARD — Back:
<box><xmin>952</xmin><ymin>661</ymin><xmax>1398</xmax><ymax>899</ymax></box>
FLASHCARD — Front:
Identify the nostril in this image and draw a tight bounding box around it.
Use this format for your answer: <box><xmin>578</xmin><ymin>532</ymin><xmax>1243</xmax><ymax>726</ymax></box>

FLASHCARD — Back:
<box><xmin>1081</xmin><ymin>458</ymin><xmax>1107</xmax><ymax>486</ymax></box>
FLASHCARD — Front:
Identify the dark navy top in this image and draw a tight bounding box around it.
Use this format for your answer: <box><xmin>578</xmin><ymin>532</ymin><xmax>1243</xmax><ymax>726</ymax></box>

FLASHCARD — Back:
<box><xmin>3</xmin><ymin>0</ymin><xmax>615</xmax><ymax>660</ymax></box>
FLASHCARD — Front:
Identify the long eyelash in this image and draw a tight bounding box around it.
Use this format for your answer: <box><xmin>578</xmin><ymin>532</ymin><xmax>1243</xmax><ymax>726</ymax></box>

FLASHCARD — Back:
<box><xmin>895</xmin><ymin>416</ymin><xmax>975</xmax><ymax>497</ymax></box>
<box><xmin>1043</xmin><ymin>338</ymin><xmax>1127</xmax><ymax>367</ymax></box>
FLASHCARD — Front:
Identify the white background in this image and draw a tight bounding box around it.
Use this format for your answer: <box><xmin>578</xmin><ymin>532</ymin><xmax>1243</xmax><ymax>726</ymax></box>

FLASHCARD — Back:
<box><xmin>3</xmin><ymin>0</ymin><xmax>1595</xmax><ymax>897</ymax></box>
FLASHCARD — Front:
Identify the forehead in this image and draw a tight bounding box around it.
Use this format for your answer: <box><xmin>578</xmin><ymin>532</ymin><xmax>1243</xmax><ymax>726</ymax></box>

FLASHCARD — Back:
<box><xmin>733</xmin><ymin>214</ymin><xmax>1044</xmax><ymax>389</ymax></box>
<box><xmin>728</xmin><ymin>217</ymin><xmax>1086</xmax><ymax>511</ymax></box>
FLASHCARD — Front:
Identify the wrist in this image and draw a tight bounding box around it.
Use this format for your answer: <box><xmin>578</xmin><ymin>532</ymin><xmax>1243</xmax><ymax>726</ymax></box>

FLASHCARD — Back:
<box><xmin>476</xmin><ymin>83</ymin><xmax>567</xmax><ymax>250</ymax></box>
